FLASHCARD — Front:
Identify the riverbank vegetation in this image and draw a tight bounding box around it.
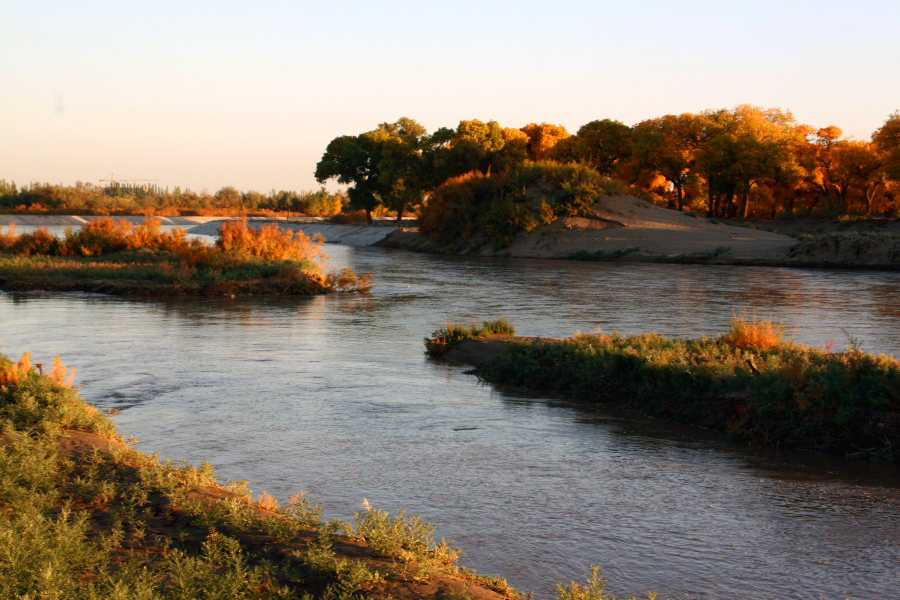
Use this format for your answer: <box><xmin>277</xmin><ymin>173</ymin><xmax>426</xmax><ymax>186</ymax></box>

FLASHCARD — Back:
<box><xmin>424</xmin><ymin>319</ymin><xmax>516</xmax><ymax>356</ymax></box>
<box><xmin>315</xmin><ymin>109</ymin><xmax>900</xmax><ymax>237</ymax></box>
<box><xmin>427</xmin><ymin>319</ymin><xmax>900</xmax><ymax>463</ymax></box>
<box><xmin>0</xmin><ymin>351</ymin><xmax>659</xmax><ymax>599</ymax></box>
<box><xmin>0</xmin><ymin>218</ymin><xmax>372</xmax><ymax>296</ymax></box>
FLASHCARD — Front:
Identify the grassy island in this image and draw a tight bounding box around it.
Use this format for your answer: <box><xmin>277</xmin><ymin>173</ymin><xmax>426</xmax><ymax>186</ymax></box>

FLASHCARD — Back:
<box><xmin>427</xmin><ymin>319</ymin><xmax>900</xmax><ymax>464</ymax></box>
<box><xmin>0</xmin><ymin>218</ymin><xmax>372</xmax><ymax>296</ymax></box>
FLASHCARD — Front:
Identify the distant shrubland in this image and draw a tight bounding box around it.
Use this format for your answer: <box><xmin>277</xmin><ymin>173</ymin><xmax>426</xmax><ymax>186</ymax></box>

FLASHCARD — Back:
<box><xmin>0</xmin><ymin>180</ymin><xmax>347</xmax><ymax>218</ymax></box>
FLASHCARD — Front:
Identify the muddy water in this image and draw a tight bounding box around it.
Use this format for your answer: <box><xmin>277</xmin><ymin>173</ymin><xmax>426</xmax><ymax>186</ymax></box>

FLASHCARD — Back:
<box><xmin>2</xmin><ymin>245</ymin><xmax>899</xmax><ymax>599</ymax></box>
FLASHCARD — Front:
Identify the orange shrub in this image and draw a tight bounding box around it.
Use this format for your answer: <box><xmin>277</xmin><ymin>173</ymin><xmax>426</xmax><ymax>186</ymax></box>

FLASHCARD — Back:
<box><xmin>216</xmin><ymin>219</ymin><xmax>325</xmax><ymax>264</ymax></box>
<box><xmin>61</xmin><ymin>217</ymin><xmax>132</xmax><ymax>255</ymax></box>
<box><xmin>0</xmin><ymin>352</ymin><xmax>33</xmax><ymax>389</ymax></box>
<box><xmin>722</xmin><ymin>316</ymin><xmax>786</xmax><ymax>350</ymax></box>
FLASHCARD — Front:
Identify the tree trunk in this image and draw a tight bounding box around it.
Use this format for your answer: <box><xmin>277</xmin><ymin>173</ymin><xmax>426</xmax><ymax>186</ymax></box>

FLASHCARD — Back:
<box><xmin>866</xmin><ymin>182</ymin><xmax>882</xmax><ymax>216</ymax></box>
<box><xmin>706</xmin><ymin>177</ymin><xmax>715</xmax><ymax>217</ymax></box>
<box><xmin>396</xmin><ymin>203</ymin><xmax>405</xmax><ymax>223</ymax></box>
<box><xmin>742</xmin><ymin>188</ymin><xmax>751</xmax><ymax>219</ymax></box>
<box><xmin>365</xmin><ymin>208</ymin><xmax>373</xmax><ymax>225</ymax></box>
<box><xmin>675</xmin><ymin>182</ymin><xmax>684</xmax><ymax>211</ymax></box>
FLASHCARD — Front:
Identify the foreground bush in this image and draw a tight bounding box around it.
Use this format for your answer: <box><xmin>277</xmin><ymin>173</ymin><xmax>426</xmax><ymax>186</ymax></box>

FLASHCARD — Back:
<box><xmin>439</xmin><ymin>320</ymin><xmax>900</xmax><ymax>463</ymax></box>
<box><xmin>0</xmin><ymin>218</ymin><xmax>373</xmax><ymax>296</ymax></box>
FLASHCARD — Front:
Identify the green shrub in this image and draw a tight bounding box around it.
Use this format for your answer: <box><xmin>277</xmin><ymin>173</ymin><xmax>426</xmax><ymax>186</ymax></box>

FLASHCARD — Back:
<box><xmin>420</xmin><ymin>161</ymin><xmax>626</xmax><ymax>248</ymax></box>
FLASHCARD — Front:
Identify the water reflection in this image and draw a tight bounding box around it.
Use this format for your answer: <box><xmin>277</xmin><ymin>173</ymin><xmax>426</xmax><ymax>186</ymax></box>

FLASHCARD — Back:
<box><xmin>2</xmin><ymin>246</ymin><xmax>899</xmax><ymax>599</ymax></box>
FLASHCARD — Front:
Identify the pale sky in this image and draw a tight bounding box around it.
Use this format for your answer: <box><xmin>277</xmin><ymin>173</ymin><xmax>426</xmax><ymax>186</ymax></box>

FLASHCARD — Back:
<box><xmin>2</xmin><ymin>0</ymin><xmax>898</xmax><ymax>193</ymax></box>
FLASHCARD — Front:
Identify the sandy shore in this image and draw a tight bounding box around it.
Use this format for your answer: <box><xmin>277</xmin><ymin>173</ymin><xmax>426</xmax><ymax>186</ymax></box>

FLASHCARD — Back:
<box><xmin>378</xmin><ymin>196</ymin><xmax>900</xmax><ymax>269</ymax></box>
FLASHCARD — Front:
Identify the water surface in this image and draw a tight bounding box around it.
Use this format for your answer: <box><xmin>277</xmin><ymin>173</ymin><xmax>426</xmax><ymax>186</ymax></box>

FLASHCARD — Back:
<box><xmin>2</xmin><ymin>246</ymin><xmax>898</xmax><ymax>599</ymax></box>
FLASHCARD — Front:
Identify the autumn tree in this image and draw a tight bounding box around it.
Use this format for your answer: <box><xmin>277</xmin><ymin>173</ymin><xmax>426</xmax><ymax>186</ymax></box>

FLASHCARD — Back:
<box><xmin>519</xmin><ymin>122</ymin><xmax>570</xmax><ymax>161</ymax></box>
<box><xmin>831</xmin><ymin>141</ymin><xmax>884</xmax><ymax>214</ymax></box>
<box><xmin>695</xmin><ymin>106</ymin><xmax>807</xmax><ymax>218</ymax></box>
<box><xmin>873</xmin><ymin>112</ymin><xmax>900</xmax><ymax>180</ymax></box>
<box><xmin>629</xmin><ymin>114</ymin><xmax>704</xmax><ymax>210</ymax></box>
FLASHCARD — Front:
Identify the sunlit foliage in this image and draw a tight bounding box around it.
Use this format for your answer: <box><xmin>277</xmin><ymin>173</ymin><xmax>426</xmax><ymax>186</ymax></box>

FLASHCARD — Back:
<box><xmin>0</xmin><ymin>218</ymin><xmax>373</xmax><ymax>295</ymax></box>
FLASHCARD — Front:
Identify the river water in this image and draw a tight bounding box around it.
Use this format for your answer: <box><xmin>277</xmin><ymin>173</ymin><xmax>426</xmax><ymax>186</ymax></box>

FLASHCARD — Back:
<box><xmin>2</xmin><ymin>244</ymin><xmax>899</xmax><ymax>599</ymax></box>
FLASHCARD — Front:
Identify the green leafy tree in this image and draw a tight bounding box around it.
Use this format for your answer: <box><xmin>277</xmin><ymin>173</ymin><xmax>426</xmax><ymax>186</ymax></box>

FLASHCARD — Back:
<box><xmin>695</xmin><ymin>106</ymin><xmax>807</xmax><ymax>218</ymax></box>
<box><xmin>553</xmin><ymin>119</ymin><xmax>630</xmax><ymax>177</ymax></box>
<box><xmin>369</xmin><ymin>117</ymin><xmax>430</xmax><ymax>221</ymax></box>
<box><xmin>315</xmin><ymin>134</ymin><xmax>383</xmax><ymax>223</ymax></box>
<box><xmin>214</xmin><ymin>186</ymin><xmax>241</xmax><ymax>210</ymax></box>
<box><xmin>432</xmin><ymin>119</ymin><xmax>507</xmax><ymax>177</ymax></box>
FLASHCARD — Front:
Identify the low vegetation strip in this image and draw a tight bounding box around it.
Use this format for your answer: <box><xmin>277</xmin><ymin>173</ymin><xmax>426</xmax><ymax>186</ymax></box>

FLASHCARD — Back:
<box><xmin>427</xmin><ymin>319</ymin><xmax>900</xmax><ymax>463</ymax></box>
<box><xmin>0</xmin><ymin>217</ymin><xmax>372</xmax><ymax>296</ymax></box>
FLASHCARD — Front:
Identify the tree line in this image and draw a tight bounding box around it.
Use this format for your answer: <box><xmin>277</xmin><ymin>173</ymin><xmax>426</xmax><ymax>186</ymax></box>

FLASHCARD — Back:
<box><xmin>315</xmin><ymin>107</ymin><xmax>900</xmax><ymax>222</ymax></box>
<box><xmin>0</xmin><ymin>180</ymin><xmax>347</xmax><ymax>217</ymax></box>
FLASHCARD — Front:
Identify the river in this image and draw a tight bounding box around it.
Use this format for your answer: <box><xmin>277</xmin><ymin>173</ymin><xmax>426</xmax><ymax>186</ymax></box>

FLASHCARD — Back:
<box><xmin>1</xmin><ymin>244</ymin><xmax>898</xmax><ymax>599</ymax></box>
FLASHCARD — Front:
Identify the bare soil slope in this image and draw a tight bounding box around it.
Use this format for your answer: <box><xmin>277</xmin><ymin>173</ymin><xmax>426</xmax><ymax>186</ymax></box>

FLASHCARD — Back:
<box><xmin>498</xmin><ymin>195</ymin><xmax>796</xmax><ymax>260</ymax></box>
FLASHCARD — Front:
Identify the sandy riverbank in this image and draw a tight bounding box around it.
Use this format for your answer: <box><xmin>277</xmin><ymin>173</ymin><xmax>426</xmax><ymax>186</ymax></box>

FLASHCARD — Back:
<box><xmin>378</xmin><ymin>196</ymin><xmax>900</xmax><ymax>269</ymax></box>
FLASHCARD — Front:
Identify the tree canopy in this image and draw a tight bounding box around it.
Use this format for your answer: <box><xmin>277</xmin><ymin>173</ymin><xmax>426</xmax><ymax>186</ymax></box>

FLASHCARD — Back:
<box><xmin>312</xmin><ymin>106</ymin><xmax>900</xmax><ymax>224</ymax></box>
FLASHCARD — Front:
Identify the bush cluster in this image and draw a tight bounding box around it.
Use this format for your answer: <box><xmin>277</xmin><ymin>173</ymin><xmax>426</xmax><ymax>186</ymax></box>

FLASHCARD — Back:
<box><xmin>419</xmin><ymin>162</ymin><xmax>628</xmax><ymax>249</ymax></box>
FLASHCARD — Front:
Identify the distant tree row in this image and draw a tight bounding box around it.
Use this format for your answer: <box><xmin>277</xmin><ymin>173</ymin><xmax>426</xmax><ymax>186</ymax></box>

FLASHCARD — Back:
<box><xmin>0</xmin><ymin>180</ymin><xmax>347</xmax><ymax>218</ymax></box>
<box><xmin>316</xmin><ymin>108</ymin><xmax>900</xmax><ymax>221</ymax></box>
